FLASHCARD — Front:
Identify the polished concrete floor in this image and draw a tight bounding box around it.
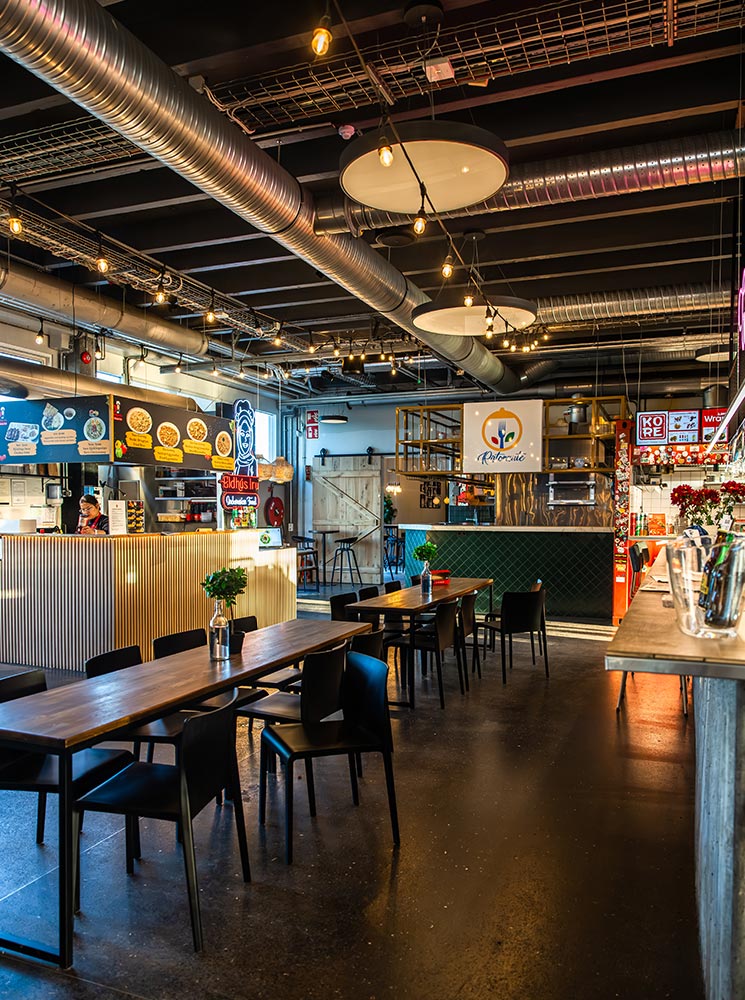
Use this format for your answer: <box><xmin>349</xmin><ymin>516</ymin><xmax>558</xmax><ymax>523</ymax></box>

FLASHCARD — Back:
<box><xmin>0</xmin><ymin>630</ymin><xmax>703</xmax><ymax>1000</ymax></box>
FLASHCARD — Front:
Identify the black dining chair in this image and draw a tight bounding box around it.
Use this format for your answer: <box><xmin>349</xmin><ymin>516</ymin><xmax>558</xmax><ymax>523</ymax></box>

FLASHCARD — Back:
<box><xmin>153</xmin><ymin>628</ymin><xmax>207</xmax><ymax>659</ymax></box>
<box><xmin>73</xmin><ymin>693</ymin><xmax>250</xmax><ymax>952</ymax></box>
<box><xmin>0</xmin><ymin>670</ymin><xmax>134</xmax><ymax>845</ymax></box>
<box><xmin>350</xmin><ymin>628</ymin><xmax>385</xmax><ymax>660</ymax></box>
<box><xmin>384</xmin><ymin>580</ymin><xmax>402</xmax><ymax>594</ymax></box>
<box><xmin>236</xmin><ymin>643</ymin><xmax>346</xmax><ymax>732</ymax></box>
<box><xmin>259</xmin><ymin>651</ymin><xmax>399</xmax><ymax>863</ymax></box>
<box><xmin>458</xmin><ymin>591</ymin><xmax>482</xmax><ymax>680</ymax></box>
<box><xmin>84</xmin><ymin>644</ymin><xmax>210</xmax><ymax>766</ymax></box>
<box><xmin>484</xmin><ymin>590</ymin><xmax>549</xmax><ymax>684</ymax></box>
<box><xmin>330</xmin><ymin>592</ymin><xmax>359</xmax><ymax>621</ymax></box>
<box><xmin>388</xmin><ymin>600</ymin><xmax>463</xmax><ymax>709</ymax></box>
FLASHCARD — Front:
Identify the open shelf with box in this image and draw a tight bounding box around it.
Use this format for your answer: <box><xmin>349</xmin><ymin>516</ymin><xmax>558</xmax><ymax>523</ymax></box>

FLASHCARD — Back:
<box><xmin>544</xmin><ymin>396</ymin><xmax>627</xmax><ymax>474</ymax></box>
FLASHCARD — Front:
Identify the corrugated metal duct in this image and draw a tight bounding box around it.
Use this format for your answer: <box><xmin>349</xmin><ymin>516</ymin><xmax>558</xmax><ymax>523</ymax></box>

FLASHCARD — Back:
<box><xmin>315</xmin><ymin>132</ymin><xmax>745</xmax><ymax>234</ymax></box>
<box><xmin>0</xmin><ymin>262</ymin><xmax>210</xmax><ymax>358</ymax></box>
<box><xmin>536</xmin><ymin>284</ymin><xmax>729</xmax><ymax>325</ymax></box>
<box><xmin>0</xmin><ymin>354</ymin><xmax>200</xmax><ymax>409</ymax></box>
<box><xmin>0</xmin><ymin>0</ymin><xmax>522</xmax><ymax>395</ymax></box>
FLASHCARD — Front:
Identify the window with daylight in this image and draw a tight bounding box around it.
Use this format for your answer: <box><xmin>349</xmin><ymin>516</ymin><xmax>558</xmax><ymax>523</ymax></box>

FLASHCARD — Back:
<box><xmin>255</xmin><ymin>410</ymin><xmax>276</xmax><ymax>461</ymax></box>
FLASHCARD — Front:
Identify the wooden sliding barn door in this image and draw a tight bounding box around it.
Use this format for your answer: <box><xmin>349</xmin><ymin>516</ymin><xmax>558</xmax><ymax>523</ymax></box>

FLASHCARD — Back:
<box><xmin>311</xmin><ymin>455</ymin><xmax>383</xmax><ymax>584</ymax></box>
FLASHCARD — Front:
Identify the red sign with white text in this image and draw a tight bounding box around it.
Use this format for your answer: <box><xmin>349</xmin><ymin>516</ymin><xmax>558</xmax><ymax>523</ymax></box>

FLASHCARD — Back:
<box><xmin>636</xmin><ymin>411</ymin><xmax>668</xmax><ymax>445</ymax></box>
<box><xmin>702</xmin><ymin>407</ymin><xmax>728</xmax><ymax>444</ymax></box>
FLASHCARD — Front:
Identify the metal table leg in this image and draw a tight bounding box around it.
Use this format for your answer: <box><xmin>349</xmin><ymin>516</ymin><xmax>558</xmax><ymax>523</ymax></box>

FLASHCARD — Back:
<box><xmin>59</xmin><ymin>751</ymin><xmax>74</xmax><ymax>968</ymax></box>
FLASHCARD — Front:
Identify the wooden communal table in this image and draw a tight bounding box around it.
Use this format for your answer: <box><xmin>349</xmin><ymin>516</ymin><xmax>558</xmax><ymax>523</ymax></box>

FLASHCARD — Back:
<box><xmin>605</xmin><ymin>550</ymin><xmax>745</xmax><ymax>680</ymax></box>
<box><xmin>0</xmin><ymin>618</ymin><xmax>369</xmax><ymax>969</ymax></box>
<box><xmin>348</xmin><ymin>577</ymin><xmax>493</xmax><ymax>709</ymax></box>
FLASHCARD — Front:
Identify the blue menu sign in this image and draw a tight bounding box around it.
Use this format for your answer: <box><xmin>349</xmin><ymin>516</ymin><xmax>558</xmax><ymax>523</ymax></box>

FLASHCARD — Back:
<box><xmin>0</xmin><ymin>395</ymin><xmax>111</xmax><ymax>465</ymax></box>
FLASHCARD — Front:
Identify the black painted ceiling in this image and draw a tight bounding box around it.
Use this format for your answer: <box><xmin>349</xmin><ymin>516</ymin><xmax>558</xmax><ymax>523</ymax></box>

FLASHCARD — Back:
<box><xmin>0</xmin><ymin>0</ymin><xmax>742</xmax><ymax>402</ymax></box>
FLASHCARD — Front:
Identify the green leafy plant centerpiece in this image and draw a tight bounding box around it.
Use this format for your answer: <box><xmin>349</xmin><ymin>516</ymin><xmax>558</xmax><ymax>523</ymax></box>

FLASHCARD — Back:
<box><xmin>201</xmin><ymin>567</ymin><xmax>248</xmax><ymax>650</ymax></box>
<box><xmin>412</xmin><ymin>541</ymin><xmax>437</xmax><ymax>564</ymax></box>
<box><xmin>201</xmin><ymin>567</ymin><xmax>248</xmax><ymax>614</ymax></box>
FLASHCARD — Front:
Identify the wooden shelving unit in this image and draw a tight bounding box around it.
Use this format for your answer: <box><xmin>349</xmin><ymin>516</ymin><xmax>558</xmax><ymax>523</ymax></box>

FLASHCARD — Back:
<box><xmin>396</xmin><ymin>404</ymin><xmax>463</xmax><ymax>477</ymax></box>
<box><xmin>544</xmin><ymin>396</ymin><xmax>627</xmax><ymax>474</ymax></box>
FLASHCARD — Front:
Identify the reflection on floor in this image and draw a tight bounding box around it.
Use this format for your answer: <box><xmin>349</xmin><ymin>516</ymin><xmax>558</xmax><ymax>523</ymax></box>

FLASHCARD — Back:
<box><xmin>0</xmin><ymin>635</ymin><xmax>703</xmax><ymax>999</ymax></box>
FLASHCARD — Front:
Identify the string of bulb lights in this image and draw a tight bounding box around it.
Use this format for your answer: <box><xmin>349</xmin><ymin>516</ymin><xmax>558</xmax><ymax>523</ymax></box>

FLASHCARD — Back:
<box><xmin>313</xmin><ymin>1</ymin><xmax>541</xmax><ymax>354</ymax></box>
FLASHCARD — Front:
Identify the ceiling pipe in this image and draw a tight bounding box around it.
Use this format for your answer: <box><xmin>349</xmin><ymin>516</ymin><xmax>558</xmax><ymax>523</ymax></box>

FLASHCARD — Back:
<box><xmin>0</xmin><ymin>0</ymin><xmax>521</xmax><ymax>395</ymax></box>
<box><xmin>0</xmin><ymin>354</ymin><xmax>201</xmax><ymax>409</ymax></box>
<box><xmin>315</xmin><ymin>131</ymin><xmax>745</xmax><ymax>234</ymax></box>
<box><xmin>302</xmin><ymin>374</ymin><xmax>724</xmax><ymax>408</ymax></box>
<box><xmin>0</xmin><ymin>262</ymin><xmax>211</xmax><ymax>358</ymax></box>
<box><xmin>537</xmin><ymin>284</ymin><xmax>729</xmax><ymax>325</ymax></box>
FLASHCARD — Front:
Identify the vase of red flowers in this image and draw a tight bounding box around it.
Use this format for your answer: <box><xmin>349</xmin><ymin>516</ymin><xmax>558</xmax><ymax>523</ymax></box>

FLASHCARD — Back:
<box><xmin>670</xmin><ymin>482</ymin><xmax>745</xmax><ymax>528</ymax></box>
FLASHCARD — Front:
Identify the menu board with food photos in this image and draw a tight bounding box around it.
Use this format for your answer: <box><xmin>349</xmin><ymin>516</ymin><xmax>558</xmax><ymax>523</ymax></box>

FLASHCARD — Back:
<box><xmin>112</xmin><ymin>397</ymin><xmax>234</xmax><ymax>471</ymax></box>
<box><xmin>0</xmin><ymin>395</ymin><xmax>112</xmax><ymax>465</ymax></box>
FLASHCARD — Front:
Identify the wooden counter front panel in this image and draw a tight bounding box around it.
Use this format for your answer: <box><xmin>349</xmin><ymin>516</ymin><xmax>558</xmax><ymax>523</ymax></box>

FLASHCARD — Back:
<box><xmin>0</xmin><ymin>533</ymin><xmax>297</xmax><ymax>671</ymax></box>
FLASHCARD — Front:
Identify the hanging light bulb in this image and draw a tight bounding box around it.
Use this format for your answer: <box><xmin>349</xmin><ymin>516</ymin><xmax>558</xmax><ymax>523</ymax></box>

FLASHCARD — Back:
<box><xmin>263</xmin><ymin>369</ymin><xmax>271</xmax><ymax>379</ymax></box>
<box><xmin>174</xmin><ymin>354</ymin><xmax>182</xmax><ymax>375</ymax></box>
<box><xmin>464</xmin><ymin>292</ymin><xmax>474</xmax><ymax>308</ymax></box>
<box><xmin>485</xmin><ymin>307</ymin><xmax>494</xmax><ymax>331</ymax></box>
<box><xmin>360</xmin><ymin>349</ymin><xmax>367</xmax><ymax>360</ymax></box>
<box><xmin>348</xmin><ymin>349</ymin><xmax>355</xmax><ymax>360</ymax></box>
<box><xmin>311</xmin><ymin>8</ymin><xmax>332</xmax><ymax>57</ymax></box>
<box><xmin>7</xmin><ymin>184</ymin><xmax>22</xmax><ymax>236</ymax></box>
<box><xmin>441</xmin><ymin>254</ymin><xmax>454</xmax><ymax>279</ymax></box>
<box><xmin>205</xmin><ymin>290</ymin><xmax>217</xmax><ymax>324</ymax></box>
<box><xmin>502</xmin><ymin>338</ymin><xmax>510</xmax><ymax>349</ymax></box>
<box><xmin>388</xmin><ymin>354</ymin><xmax>395</xmax><ymax>362</ymax></box>
<box><xmin>94</xmin><ymin>336</ymin><xmax>104</xmax><ymax>361</ymax></box>
<box><xmin>212</xmin><ymin>361</ymin><xmax>219</xmax><ymax>375</ymax></box>
<box><xmin>413</xmin><ymin>207</ymin><xmax>427</xmax><ymax>236</ymax></box>
<box><xmin>378</xmin><ymin>136</ymin><xmax>394</xmax><ymax>168</ymax></box>
<box><xmin>273</xmin><ymin>334</ymin><xmax>282</xmax><ymax>347</ymax></box>
<box><xmin>485</xmin><ymin>330</ymin><xmax>493</xmax><ymax>340</ymax></box>
<box><xmin>391</xmin><ymin>365</ymin><xmax>397</xmax><ymax>375</ymax></box>
<box><xmin>543</xmin><ymin>333</ymin><xmax>549</xmax><ymax>341</ymax></box>
<box><xmin>510</xmin><ymin>343</ymin><xmax>516</xmax><ymax>353</ymax></box>
<box><xmin>333</xmin><ymin>343</ymin><xmax>340</xmax><ymax>356</ymax></box>
<box><xmin>154</xmin><ymin>273</ymin><xmax>167</xmax><ymax>305</ymax></box>
<box><xmin>35</xmin><ymin>319</ymin><xmax>44</xmax><ymax>346</ymax></box>
<box><xmin>380</xmin><ymin>350</ymin><xmax>386</xmax><ymax>361</ymax></box>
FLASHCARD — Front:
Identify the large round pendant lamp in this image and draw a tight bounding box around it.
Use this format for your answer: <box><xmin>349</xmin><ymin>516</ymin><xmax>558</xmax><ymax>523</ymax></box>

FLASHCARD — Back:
<box><xmin>412</xmin><ymin>297</ymin><xmax>537</xmax><ymax>337</ymax></box>
<box><xmin>339</xmin><ymin>121</ymin><xmax>509</xmax><ymax>214</ymax></box>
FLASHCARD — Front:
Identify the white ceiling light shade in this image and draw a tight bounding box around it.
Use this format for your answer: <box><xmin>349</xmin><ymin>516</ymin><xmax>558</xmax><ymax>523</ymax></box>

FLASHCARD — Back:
<box><xmin>320</xmin><ymin>412</ymin><xmax>348</xmax><ymax>424</ymax></box>
<box><xmin>411</xmin><ymin>297</ymin><xmax>537</xmax><ymax>337</ymax></box>
<box><xmin>339</xmin><ymin>121</ymin><xmax>509</xmax><ymax>214</ymax></box>
<box><xmin>695</xmin><ymin>345</ymin><xmax>730</xmax><ymax>363</ymax></box>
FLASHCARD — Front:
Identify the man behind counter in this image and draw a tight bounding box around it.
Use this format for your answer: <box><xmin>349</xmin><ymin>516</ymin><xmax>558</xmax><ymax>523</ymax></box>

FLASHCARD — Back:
<box><xmin>77</xmin><ymin>495</ymin><xmax>109</xmax><ymax>535</ymax></box>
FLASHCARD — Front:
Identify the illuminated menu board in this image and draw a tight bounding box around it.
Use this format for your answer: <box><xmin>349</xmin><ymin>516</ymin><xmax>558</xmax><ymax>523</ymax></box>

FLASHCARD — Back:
<box><xmin>636</xmin><ymin>408</ymin><xmax>723</xmax><ymax>446</ymax></box>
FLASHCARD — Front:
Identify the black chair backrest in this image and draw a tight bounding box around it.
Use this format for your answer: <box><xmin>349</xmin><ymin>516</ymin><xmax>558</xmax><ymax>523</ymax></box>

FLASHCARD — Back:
<box><xmin>358</xmin><ymin>586</ymin><xmax>379</xmax><ymax>601</ymax></box>
<box><xmin>410</xmin><ymin>574</ymin><xmax>421</xmax><ymax>586</ymax></box>
<box><xmin>299</xmin><ymin>642</ymin><xmax>347</xmax><ymax>723</ymax></box>
<box><xmin>434</xmin><ymin>600</ymin><xmax>458</xmax><ymax>650</ymax></box>
<box><xmin>180</xmin><ymin>692</ymin><xmax>239</xmax><ymax>818</ymax></box>
<box><xmin>0</xmin><ymin>669</ymin><xmax>47</xmax><ymax>702</ymax></box>
<box><xmin>85</xmin><ymin>645</ymin><xmax>143</xmax><ymax>678</ymax></box>
<box><xmin>342</xmin><ymin>652</ymin><xmax>392</xmax><ymax>750</ymax></box>
<box><xmin>459</xmin><ymin>592</ymin><xmax>477</xmax><ymax>639</ymax></box>
<box><xmin>629</xmin><ymin>543</ymin><xmax>644</xmax><ymax>574</ymax></box>
<box><xmin>500</xmin><ymin>590</ymin><xmax>545</xmax><ymax>634</ymax></box>
<box><xmin>330</xmin><ymin>592</ymin><xmax>358</xmax><ymax>622</ymax></box>
<box><xmin>232</xmin><ymin>615</ymin><xmax>258</xmax><ymax>634</ymax></box>
<box><xmin>291</xmin><ymin>535</ymin><xmax>315</xmax><ymax>550</ymax></box>
<box><xmin>153</xmin><ymin>628</ymin><xmax>207</xmax><ymax>659</ymax></box>
<box><xmin>384</xmin><ymin>581</ymin><xmax>402</xmax><ymax>594</ymax></box>
<box><xmin>350</xmin><ymin>629</ymin><xmax>385</xmax><ymax>660</ymax></box>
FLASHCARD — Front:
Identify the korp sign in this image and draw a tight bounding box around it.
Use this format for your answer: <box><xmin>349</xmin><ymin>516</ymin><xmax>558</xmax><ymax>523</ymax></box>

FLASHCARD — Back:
<box><xmin>462</xmin><ymin>400</ymin><xmax>543</xmax><ymax>473</ymax></box>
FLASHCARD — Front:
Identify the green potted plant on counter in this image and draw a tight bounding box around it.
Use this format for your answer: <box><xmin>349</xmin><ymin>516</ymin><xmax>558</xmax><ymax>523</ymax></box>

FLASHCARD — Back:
<box><xmin>412</xmin><ymin>540</ymin><xmax>450</xmax><ymax>588</ymax></box>
<box><xmin>201</xmin><ymin>566</ymin><xmax>248</xmax><ymax>657</ymax></box>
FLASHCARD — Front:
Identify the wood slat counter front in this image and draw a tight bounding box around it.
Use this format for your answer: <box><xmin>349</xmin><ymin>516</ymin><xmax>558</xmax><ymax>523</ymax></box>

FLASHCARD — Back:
<box><xmin>0</xmin><ymin>531</ymin><xmax>297</xmax><ymax>671</ymax></box>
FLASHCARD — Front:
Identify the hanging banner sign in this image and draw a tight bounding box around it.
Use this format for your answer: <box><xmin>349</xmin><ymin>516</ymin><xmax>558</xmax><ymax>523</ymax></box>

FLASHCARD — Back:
<box><xmin>0</xmin><ymin>395</ymin><xmax>112</xmax><ymax>465</ymax></box>
<box><xmin>462</xmin><ymin>400</ymin><xmax>543</xmax><ymax>473</ymax></box>
<box><xmin>702</xmin><ymin>407</ymin><xmax>728</xmax><ymax>444</ymax></box>
<box><xmin>112</xmin><ymin>397</ymin><xmax>234</xmax><ymax>470</ymax></box>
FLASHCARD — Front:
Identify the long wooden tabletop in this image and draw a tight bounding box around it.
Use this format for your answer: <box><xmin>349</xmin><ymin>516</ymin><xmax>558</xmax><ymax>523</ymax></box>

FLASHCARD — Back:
<box><xmin>0</xmin><ymin>618</ymin><xmax>369</xmax><ymax>752</ymax></box>
<box><xmin>605</xmin><ymin>548</ymin><xmax>745</xmax><ymax>680</ymax></box>
<box><xmin>348</xmin><ymin>577</ymin><xmax>493</xmax><ymax>616</ymax></box>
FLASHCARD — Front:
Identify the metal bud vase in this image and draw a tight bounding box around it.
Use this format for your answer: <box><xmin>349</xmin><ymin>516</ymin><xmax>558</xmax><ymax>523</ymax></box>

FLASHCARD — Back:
<box><xmin>209</xmin><ymin>599</ymin><xmax>230</xmax><ymax>661</ymax></box>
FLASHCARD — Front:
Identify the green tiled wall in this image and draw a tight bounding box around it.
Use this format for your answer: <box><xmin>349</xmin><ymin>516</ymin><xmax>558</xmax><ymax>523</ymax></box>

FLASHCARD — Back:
<box><xmin>405</xmin><ymin>528</ymin><xmax>613</xmax><ymax>622</ymax></box>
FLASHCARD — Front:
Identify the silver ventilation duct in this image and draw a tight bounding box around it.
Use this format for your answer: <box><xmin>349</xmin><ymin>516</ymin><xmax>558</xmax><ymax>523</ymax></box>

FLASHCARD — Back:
<box><xmin>315</xmin><ymin>132</ymin><xmax>745</xmax><ymax>234</ymax></box>
<box><xmin>0</xmin><ymin>0</ymin><xmax>521</xmax><ymax>395</ymax></box>
<box><xmin>0</xmin><ymin>263</ymin><xmax>210</xmax><ymax>358</ymax></box>
<box><xmin>0</xmin><ymin>354</ymin><xmax>200</xmax><ymax>409</ymax></box>
<box><xmin>536</xmin><ymin>284</ymin><xmax>728</xmax><ymax>326</ymax></box>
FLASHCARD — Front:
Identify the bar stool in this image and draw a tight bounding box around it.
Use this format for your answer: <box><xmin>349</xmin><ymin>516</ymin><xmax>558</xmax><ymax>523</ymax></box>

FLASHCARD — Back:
<box><xmin>292</xmin><ymin>535</ymin><xmax>320</xmax><ymax>592</ymax></box>
<box><xmin>330</xmin><ymin>535</ymin><xmax>363</xmax><ymax>586</ymax></box>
